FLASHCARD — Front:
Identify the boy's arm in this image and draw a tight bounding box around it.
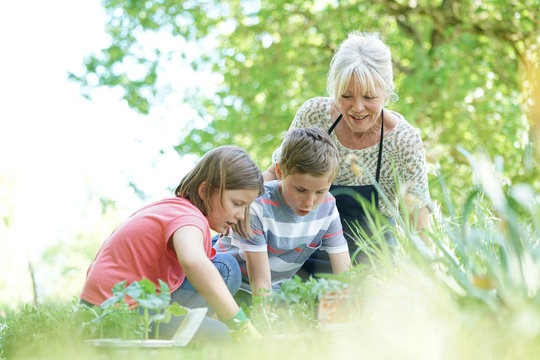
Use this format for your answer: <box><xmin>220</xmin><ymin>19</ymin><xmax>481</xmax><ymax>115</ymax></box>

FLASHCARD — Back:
<box><xmin>328</xmin><ymin>251</ymin><xmax>351</xmax><ymax>274</ymax></box>
<box><xmin>172</xmin><ymin>225</ymin><xmax>239</xmax><ymax>321</ymax></box>
<box><xmin>244</xmin><ymin>250</ymin><xmax>272</xmax><ymax>297</ymax></box>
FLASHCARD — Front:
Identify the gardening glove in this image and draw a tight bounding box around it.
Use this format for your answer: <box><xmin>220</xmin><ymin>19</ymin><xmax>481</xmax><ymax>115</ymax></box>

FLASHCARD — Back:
<box><xmin>224</xmin><ymin>308</ymin><xmax>262</xmax><ymax>341</ymax></box>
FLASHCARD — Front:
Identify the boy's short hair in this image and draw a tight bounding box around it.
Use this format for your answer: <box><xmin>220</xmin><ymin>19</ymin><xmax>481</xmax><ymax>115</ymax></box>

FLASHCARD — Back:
<box><xmin>278</xmin><ymin>127</ymin><xmax>339</xmax><ymax>179</ymax></box>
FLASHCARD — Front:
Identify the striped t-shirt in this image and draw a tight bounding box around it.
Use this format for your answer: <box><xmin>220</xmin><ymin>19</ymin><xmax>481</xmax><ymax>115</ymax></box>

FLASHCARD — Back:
<box><xmin>214</xmin><ymin>180</ymin><xmax>348</xmax><ymax>291</ymax></box>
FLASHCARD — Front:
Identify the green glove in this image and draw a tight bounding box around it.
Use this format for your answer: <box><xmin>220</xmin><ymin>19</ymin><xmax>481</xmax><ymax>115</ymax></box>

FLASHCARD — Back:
<box><xmin>224</xmin><ymin>308</ymin><xmax>249</xmax><ymax>330</ymax></box>
<box><xmin>224</xmin><ymin>308</ymin><xmax>262</xmax><ymax>341</ymax></box>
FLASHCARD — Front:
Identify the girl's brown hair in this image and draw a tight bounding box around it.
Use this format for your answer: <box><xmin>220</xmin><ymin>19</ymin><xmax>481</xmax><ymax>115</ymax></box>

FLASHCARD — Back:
<box><xmin>175</xmin><ymin>146</ymin><xmax>264</xmax><ymax>238</ymax></box>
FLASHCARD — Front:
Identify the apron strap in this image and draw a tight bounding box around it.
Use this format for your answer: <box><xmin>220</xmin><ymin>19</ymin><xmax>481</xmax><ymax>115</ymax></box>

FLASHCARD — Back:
<box><xmin>327</xmin><ymin>114</ymin><xmax>342</xmax><ymax>135</ymax></box>
<box><xmin>327</xmin><ymin>110</ymin><xmax>385</xmax><ymax>183</ymax></box>
<box><xmin>375</xmin><ymin>109</ymin><xmax>384</xmax><ymax>183</ymax></box>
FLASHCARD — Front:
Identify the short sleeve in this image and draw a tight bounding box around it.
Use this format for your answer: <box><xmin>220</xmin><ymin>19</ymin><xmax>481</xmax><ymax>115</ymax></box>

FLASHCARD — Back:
<box><xmin>320</xmin><ymin>207</ymin><xmax>348</xmax><ymax>254</ymax></box>
<box><xmin>237</xmin><ymin>202</ymin><xmax>268</xmax><ymax>252</ymax></box>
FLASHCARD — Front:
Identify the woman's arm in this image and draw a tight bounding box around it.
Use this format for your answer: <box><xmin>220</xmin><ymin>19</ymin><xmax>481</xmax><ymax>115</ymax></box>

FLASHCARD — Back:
<box><xmin>410</xmin><ymin>205</ymin><xmax>430</xmax><ymax>235</ymax></box>
<box><xmin>328</xmin><ymin>251</ymin><xmax>351</xmax><ymax>274</ymax></box>
<box><xmin>172</xmin><ymin>225</ymin><xmax>239</xmax><ymax>321</ymax></box>
<box><xmin>396</xmin><ymin>123</ymin><xmax>433</xmax><ymax>235</ymax></box>
<box><xmin>262</xmin><ymin>164</ymin><xmax>277</xmax><ymax>182</ymax></box>
<box><xmin>244</xmin><ymin>251</ymin><xmax>272</xmax><ymax>297</ymax></box>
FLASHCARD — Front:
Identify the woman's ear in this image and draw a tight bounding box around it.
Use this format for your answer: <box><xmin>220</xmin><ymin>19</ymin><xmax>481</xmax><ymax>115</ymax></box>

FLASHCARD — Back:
<box><xmin>197</xmin><ymin>181</ymin><xmax>207</xmax><ymax>200</ymax></box>
<box><xmin>275</xmin><ymin>163</ymin><xmax>284</xmax><ymax>180</ymax></box>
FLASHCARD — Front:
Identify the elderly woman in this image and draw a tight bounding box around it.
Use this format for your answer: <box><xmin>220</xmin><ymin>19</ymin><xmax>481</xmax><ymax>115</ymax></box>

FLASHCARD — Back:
<box><xmin>263</xmin><ymin>31</ymin><xmax>434</xmax><ymax>272</ymax></box>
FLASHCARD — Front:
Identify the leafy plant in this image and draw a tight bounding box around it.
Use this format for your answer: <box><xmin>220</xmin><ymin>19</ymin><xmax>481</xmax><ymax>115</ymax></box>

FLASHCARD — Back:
<box><xmin>249</xmin><ymin>275</ymin><xmax>349</xmax><ymax>335</ymax></box>
<box><xmin>96</xmin><ymin>278</ymin><xmax>188</xmax><ymax>340</ymax></box>
<box><xmin>77</xmin><ymin>297</ymin><xmax>142</xmax><ymax>340</ymax></box>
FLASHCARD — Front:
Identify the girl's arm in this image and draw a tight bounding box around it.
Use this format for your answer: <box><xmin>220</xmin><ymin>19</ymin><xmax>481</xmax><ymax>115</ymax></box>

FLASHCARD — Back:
<box><xmin>244</xmin><ymin>251</ymin><xmax>272</xmax><ymax>297</ymax></box>
<box><xmin>328</xmin><ymin>251</ymin><xmax>351</xmax><ymax>274</ymax></box>
<box><xmin>172</xmin><ymin>225</ymin><xmax>239</xmax><ymax>321</ymax></box>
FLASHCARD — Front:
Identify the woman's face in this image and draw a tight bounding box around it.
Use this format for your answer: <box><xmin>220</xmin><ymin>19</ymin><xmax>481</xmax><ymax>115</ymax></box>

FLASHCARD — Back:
<box><xmin>336</xmin><ymin>77</ymin><xmax>387</xmax><ymax>135</ymax></box>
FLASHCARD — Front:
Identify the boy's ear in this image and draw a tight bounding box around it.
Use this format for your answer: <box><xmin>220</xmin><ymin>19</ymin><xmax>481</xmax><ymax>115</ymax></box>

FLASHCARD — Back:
<box><xmin>197</xmin><ymin>181</ymin><xmax>207</xmax><ymax>200</ymax></box>
<box><xmin>275</xmin><ymin>163</ymin><xmax>284</xmax><ymax>180</ymax></box>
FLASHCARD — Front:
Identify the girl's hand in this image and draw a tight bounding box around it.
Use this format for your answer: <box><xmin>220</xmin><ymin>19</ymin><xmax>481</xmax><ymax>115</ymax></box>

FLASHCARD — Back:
<box><xmin>233</xmin><ymin>321</ymin><xmax>262</xmax><ymax>341</ymax></box>
<box><xmin>224</xmin><ymin>308</ymin><xmax>262</xmax><ymax>341</ymax></box>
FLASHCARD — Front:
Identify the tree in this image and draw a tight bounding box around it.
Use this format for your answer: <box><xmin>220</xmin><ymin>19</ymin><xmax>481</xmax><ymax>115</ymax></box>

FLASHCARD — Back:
<box><xmin>70</xmin><ymin>0</ymin><xmax>540</xmax><ymax>205</ymax></box>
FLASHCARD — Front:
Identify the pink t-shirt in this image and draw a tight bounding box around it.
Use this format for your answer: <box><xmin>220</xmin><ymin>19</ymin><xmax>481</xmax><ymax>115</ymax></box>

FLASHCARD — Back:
<box><xmin>80</xmin><ymin>197</ymin><xmax>216</xmax><ymax>306</ymax></box>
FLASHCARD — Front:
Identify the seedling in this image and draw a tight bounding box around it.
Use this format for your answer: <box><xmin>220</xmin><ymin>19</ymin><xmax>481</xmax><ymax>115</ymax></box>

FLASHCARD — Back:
<box><xmin>98</xmin><ymin>278</ymin><xmax>188</xmax><ymax>339</ymax></box>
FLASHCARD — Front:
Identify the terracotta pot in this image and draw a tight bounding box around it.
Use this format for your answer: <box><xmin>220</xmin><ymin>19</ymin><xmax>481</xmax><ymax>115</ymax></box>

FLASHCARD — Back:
<box><xmin>318</xmin><ymin>290</ymin><xmax>352</xmax><ymax>323</ymax></box>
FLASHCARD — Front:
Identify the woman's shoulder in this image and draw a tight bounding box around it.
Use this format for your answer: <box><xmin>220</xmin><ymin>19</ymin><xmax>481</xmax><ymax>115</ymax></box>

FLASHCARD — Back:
<box><xmin>301</xmin><ymin>96</ymin><xmax>332</xmax><ymax>108</ymax></box>
<box><xmin>297</xmin><ymin>97</ymin><xmax>332</xmax><ymax>116</ymax></box>
<box><xmin>293</xmin><ymin>97</ymin><xmax>332</xmax><ymax>128</ymax></box>
<box><xmin>387</xmin><ymin>111</ymin><xmax>423</xmax><ymax>143</ymax></box>
<box><xmin>384</xmin><ymin>111</ymin><xmax>426</xmax><ymax>157</ymax></box>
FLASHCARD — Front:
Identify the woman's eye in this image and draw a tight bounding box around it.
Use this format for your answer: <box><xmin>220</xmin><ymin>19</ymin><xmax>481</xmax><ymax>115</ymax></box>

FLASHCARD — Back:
<box><xmin>341</xmin><ymin>95</ymin><xmax>353</xmax><ymax>99</ymax></box>
<box><xmin>296</xmin><ymin>188</ymin><xmax>305</xmax><ymax>192</ymax></box>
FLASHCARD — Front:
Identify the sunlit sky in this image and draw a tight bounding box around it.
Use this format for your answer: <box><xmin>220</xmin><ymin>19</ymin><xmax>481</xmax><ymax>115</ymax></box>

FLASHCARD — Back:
<box><xmin>0</xmin><ymin>1</ymin><xmax>207</xmax><ymax>301</ymax></box>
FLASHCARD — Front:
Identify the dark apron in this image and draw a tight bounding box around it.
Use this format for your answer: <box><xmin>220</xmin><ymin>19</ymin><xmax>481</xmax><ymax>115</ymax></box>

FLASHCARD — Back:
<box><xmin>298</xmin><ymin>110</ymin><xmax>392</xmax><ymax>277</ymax></box>
<box><xmin>328</xmin><ymin>110</ymin><xmax>384</xmax><ymax>254</ymax></box>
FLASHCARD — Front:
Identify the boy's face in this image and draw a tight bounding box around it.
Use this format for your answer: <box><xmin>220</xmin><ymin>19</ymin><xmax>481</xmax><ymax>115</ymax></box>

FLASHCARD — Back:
<box><xmin>276</xmin><ymin>165</ymin><xmax>333</xmax><ymax>216</ymax></box>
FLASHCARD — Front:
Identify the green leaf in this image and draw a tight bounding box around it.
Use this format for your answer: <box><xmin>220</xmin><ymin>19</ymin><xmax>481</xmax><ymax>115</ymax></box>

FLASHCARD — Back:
<box><xmin>124</xmin><ymin>281</ymin><xmax>144</xmax><ymax>301</ymax></box>
<box><xmin>167</xmin><ymin>302</ymin><xmax>188</xmax><ymax>317</ymax></box>
<box><xmin>138</xmin><ymin>278</ymin><xmax>157</xmax><ymax>296</ymax></box>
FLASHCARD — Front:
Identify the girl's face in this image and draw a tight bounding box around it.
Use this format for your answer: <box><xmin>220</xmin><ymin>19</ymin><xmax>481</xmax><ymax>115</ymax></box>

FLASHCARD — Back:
<box><xmin>336</xmin><ymin>77</ymin><xmax>387</xmax><ymax>135</ymax></box>
<box><xmin>204</xmin><ymin>187</ymin><xmax>259</xmax><ymax>233</ymax></box>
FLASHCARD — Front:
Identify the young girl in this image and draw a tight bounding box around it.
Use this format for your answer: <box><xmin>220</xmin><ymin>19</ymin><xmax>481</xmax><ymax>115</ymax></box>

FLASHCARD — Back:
<box><xmin>80</xmin><ymin>146</ymin><xmax>264</xmax><ymax>339</ymax></box>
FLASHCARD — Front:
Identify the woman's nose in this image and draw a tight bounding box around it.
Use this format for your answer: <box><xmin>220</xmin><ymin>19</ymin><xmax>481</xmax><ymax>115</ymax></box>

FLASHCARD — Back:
<box><xmin>352</xmin><ymin>97</ymin><xmax>364</xmax><ymax>111</ymax></box>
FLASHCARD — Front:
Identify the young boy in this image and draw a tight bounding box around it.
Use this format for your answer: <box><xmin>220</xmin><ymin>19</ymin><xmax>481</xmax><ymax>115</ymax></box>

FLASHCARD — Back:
<box><xmin>214</xmin><ymin>128</ymin><xmax>350</xmax><ymax>297</ymax></box>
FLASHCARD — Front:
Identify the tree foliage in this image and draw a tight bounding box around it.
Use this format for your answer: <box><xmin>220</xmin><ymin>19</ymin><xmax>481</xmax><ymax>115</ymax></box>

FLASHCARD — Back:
<box><xmin>70</xmin><ymin>0</ymin><xmax>540</xmax><ymax>204</ymax></box>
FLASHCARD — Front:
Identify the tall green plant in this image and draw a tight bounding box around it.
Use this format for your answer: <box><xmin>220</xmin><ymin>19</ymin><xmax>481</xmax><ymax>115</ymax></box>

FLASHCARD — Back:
<box><xmin>385</xmin><ymin>149</ymin><xmax>540</xmax><ymax>318</ymax></box>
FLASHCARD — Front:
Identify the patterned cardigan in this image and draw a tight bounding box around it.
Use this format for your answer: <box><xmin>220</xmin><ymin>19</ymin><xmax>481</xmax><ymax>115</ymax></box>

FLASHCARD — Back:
<box><xmin>272</xmin><ymin>97</ymin><xmax>435</xmax><ymax>218</ymax></box>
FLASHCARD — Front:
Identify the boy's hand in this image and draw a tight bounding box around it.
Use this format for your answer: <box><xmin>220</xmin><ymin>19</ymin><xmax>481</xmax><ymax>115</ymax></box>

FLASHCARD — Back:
<box><xmin>224</xmin><ymin>308</ymin><xmax>262</xmax><ymax>341</ymax></box>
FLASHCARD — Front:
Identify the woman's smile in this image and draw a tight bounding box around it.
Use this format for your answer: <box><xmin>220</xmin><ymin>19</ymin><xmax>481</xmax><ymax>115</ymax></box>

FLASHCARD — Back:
<box><xmin>349</xmin><ymin>113</ymin><xmax>369</xmax><ymax>122</ymax></box>
<box><xmin>337</xmin><ymin>77</ymin><xmax>386</xmax><ymax>134</ymax></box>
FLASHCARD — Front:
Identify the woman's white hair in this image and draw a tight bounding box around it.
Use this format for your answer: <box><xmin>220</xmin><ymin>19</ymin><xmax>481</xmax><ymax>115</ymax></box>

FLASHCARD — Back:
<box><xmin>327</xmin><ymin>31</ymin><xmax>397</xmax><ymax>103</ymax></box>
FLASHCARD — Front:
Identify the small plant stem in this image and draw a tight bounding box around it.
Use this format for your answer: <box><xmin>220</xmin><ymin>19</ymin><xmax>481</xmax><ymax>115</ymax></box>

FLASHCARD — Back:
<box><xmin>144</xmin><ymin>308</ymin><xmax>149</xmax><ymax>340</ymax></box>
